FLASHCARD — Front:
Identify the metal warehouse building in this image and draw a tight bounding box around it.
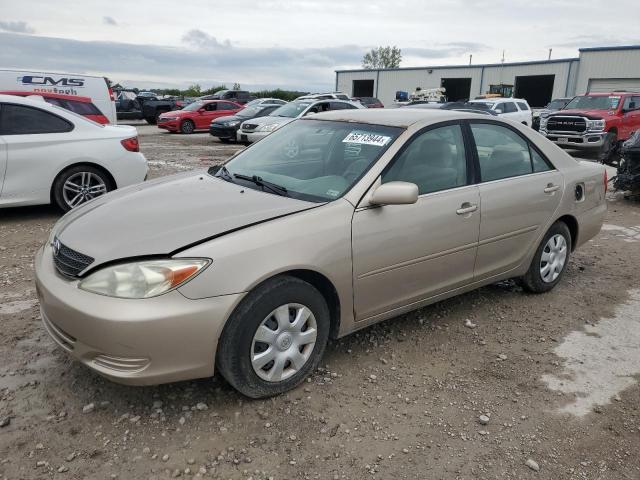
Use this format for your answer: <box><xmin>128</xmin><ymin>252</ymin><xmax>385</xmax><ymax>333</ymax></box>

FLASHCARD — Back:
<box><xmin>335</xmin><ymin>45</ymin><xmax>640</xmax><ymax>107</ymax></box>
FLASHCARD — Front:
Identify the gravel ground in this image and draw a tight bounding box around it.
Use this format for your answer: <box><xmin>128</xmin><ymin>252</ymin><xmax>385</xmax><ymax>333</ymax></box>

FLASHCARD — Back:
<box><xmin>1</xmin><ymin>125</ymin><xmax>639</xmax><ymax>480</ymax></box>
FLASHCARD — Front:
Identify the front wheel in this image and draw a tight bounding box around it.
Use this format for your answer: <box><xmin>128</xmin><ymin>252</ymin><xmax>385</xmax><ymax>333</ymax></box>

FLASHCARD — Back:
<box><xmin>52</xmin><ymin>165</ymin><xmax>113</xmax><ymax>212</ymax></box>
<box><xmin>180</xmin><ymin>119</ymin><xmax>195</xmax><ymax>134</ymax></box>
<box><xmin>216</xmin><ymin>276</ymin><xmax>330</xmax><ymax>398</ymax></box>
<box><xmin>521</xmin><ymin>221</ymin><xmax>571</xmax><ymax>293</ymax></box>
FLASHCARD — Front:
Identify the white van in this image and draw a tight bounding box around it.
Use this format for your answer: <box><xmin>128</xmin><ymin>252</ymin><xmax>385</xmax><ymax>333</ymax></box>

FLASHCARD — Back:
<box><xmin>0</xmin><ymin>69</ymin><xmax>117</xmax><ymax>124</ymax></box>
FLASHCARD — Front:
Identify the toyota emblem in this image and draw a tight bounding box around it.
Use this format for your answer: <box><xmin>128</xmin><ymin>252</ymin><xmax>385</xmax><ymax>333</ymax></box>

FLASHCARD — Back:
<box><xmin>51</xmin><ymin>237</ymin><xmax>61</xmax><ymax>256</ymax></box>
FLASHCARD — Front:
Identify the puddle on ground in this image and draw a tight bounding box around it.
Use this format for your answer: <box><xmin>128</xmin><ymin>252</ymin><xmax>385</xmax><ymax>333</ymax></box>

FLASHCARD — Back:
<box><xmin>601</xmin><ymin>223</ymin><xmax>640</xmax><ymax>242</ymax></box>
<box><xmin>542</xmin><ymin>289</ymin><xmax>640</xmax><ymax>416</ymax></box>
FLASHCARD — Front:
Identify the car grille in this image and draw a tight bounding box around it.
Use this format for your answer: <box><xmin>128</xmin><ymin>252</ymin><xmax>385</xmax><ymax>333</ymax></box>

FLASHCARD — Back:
<box><xmin>53</xmin><ymin>240</ymin><xmax>94</xmax><ymax>277</ymax></box>
<box><xmin>546</xmin><ymin>116</ymin><xmax>586</xmax><ymax>133</ymax></box>
<box><xmin>242</xmin><ymin>123</ymin><xmax>258</xmax><ymax>131</ymax></box>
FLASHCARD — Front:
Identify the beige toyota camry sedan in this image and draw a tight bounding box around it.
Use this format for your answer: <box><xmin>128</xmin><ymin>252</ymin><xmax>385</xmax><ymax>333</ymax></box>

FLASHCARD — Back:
<box><xmin>35</xmin><ymin>109</ymin><xmax>607</xmax><ymax>398</ymax></box>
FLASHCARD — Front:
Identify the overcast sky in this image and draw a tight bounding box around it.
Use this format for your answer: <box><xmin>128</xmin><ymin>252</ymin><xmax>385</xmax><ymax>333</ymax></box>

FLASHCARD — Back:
<box><xmin>1</xmin><ymin>0</ymin><xmax>639</xmax><ymax>91</ymax></box>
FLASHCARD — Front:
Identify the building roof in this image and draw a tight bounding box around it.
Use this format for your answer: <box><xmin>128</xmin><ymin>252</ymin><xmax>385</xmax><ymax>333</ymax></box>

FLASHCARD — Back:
<box><xmin>579</xmin><ymin>45</ymin><xmax>640</xmax><ymax>52</ymax></box>
<box><xmin>335</xmin><ymin>57</ymin><xmax>579</xmax><ymax>74</ymax></box>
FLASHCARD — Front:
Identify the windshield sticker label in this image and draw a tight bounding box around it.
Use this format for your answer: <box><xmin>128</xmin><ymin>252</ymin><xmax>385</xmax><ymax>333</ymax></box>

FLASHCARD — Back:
<box><xmin>342</xmin><ymin>131</ymin><xmax>391</xmax><ymax>147</ymax></box>
<box><xmin>326</xmin><ymin>189</ymin><xmax>340</xmax><ymax>197</ymax></box>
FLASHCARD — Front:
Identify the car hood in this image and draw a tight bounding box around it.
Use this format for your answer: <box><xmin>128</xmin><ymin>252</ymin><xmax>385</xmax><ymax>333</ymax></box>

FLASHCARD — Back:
<box><xmin>54</xmin><ymin>171</ymin><xmax>317</xmax><ymax>269</ymax></box>
<box><xmin>160</xmin><ymin>110</ymin><xmax>194</xmax><ymax>118</ymax></box>
<box><xmin>548</xmin><ymin>108</ymin><xmax>612</xmax><ymax>120</ymax></box>
<box><xmin>212</xmin><ymin>114</ymin><xmax>249</xmax><ymax>125</ymax></box>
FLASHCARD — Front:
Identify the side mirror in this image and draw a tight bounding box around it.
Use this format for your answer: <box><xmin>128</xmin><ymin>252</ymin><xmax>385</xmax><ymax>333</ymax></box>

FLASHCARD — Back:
<box><xmin>369</xmin><ymin>181</ymin><xmax>419</xmax><ymax>206</ymax></box>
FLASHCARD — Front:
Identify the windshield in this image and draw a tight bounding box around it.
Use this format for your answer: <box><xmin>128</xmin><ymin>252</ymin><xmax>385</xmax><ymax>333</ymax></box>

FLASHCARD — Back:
<box><xmin>564</xmin><ymin>95</ymin><xmax>621</xmax><ymax>110</ymax></box>
<box><xmin>182</xmin><ymin>101</ymin><xmax>205</xmax><ymax>111</ymax></box>
<box><xmin>269</xmin><ymin>101</ymin><xmax>312</xmax><ymax>118</ymax></box>
<box><xmin>237</xmin><ymin>106</ymin><xmax>264</xmax><ymax>118</ymax></box>
<box><xmin>547</xmin><ymin>99</ymin><xmax>568</xmax><ymax>110</ymax></box>
<box><xmin>215</xmin><ymin>119</ymin><xmax>403</xmax><ymax>202</ymax></box>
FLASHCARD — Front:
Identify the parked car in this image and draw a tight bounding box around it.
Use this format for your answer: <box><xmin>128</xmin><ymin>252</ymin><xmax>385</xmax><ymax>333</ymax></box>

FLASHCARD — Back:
<box><xmin>35</xmin><ymin>109</ymin><xmax>606</xmax><ymax>398</ymax></box>
<box><xmin>0</xmin><ymin>68</ymin><xmax>117</xmax><ymax>123</ymax></box>
<box><xmin>200</xmin><ymin>90</ymin><xmax>254</xmax><ymax>104</ymax></box>
<box><xmin>353</xmin><ymin>97</ymin><xmax>384</xmax><ymax>108</ymax></box>
<box><xmin>209</xmin><ymin>104</ymin><xmax>281</xmax><ymax>143</ymax></box>
<box><xmin>0</xmin><ymin>91</ymin><xmax>110</xmax><ymax>124</ymax></box>
<box><xmin>237</xmin><ymin>99</ymin><xmax>363</xmax><ymax>143</ymax></box>
<box><xmin>532</xmin><ymin>97</ymin><xmax>571</xmax><ymax>131</ymax></box>
<box><xmin>157</xmin><ymin>100</ymin><xmax>244</xmax><ymax>134</ymax></box>
<box><xmin>116</xmin><ymin>90</ymin><xmax>183</xmax><ymax>124</ymax></box>
<box><xmin>296</xmin><ymin>92</ymin><xmax>351</xmax><ymax>101</ymax></box>
<box><xmin>540</xmin><ymin>92</ymin><xmax>640</xmax><ymax>164</ymax></box>
<box><xmin>244</xmin><ymin>98</ymin><xmax>287</xmax><ymax>107</ymax></box>
<box><xmin>406</xmin><ymin>101</ymin><xmax>498</xmax><ymax>116</ymax></box>
<box><xmin>0</xmin><ymin>95</ymin><xmax>147</xmax><ymax>211</ymax></box>
<box><xmin>468</xmin><ymin>98</ymin><xmax>533</xmax><ymax>126</ymax></box>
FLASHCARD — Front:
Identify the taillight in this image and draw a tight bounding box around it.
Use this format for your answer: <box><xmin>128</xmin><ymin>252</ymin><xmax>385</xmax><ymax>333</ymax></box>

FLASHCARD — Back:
<box><xmin>604</xmin><ymin>169</ymin><xmax>608</xmax><ymax>194</ymax></box>
<box><xmin>121</xmin><ymin>137</ymin><xmax>139</xmax><ymax>152</ymax></box>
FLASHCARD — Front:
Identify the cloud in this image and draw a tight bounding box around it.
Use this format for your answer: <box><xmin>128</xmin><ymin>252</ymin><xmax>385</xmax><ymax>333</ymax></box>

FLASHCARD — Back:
<box><xmin>0</xmin><ymin>21</ymin><xmax>35</xmax><ymax>34</ymax></box>
<box><xmin>103</xmin><ymin>16</ymin><xmax>118</xmax><ymax>26</ymax></box>
<box><xmin>182</xmin><ymin>29</ymin><xmax>231</xmax><ymax>49</ymax></box>
<box><xmin>404</xmin><ymin>42</ymin><xmax>490</xmax><ymax>60</ymax></box>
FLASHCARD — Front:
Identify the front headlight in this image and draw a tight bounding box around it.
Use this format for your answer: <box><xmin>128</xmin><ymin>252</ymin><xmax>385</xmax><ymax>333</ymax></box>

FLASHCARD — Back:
<box><xmin>540</xmin><ymin>118</ymin><xmax>548</xmax><ymax>129</ymax></box>
<box><xmin>586</xmin><ymin>119</ymin><xmax>605</xmax><ymax>132</ymax></box>
<box><xmin>226</xmin><ymin>120</ymin><xmax>240</xmax><ymax>127</ymax></box>
<box><xmin>258</xmin><ymin>123</ymin><xmax>281</xmax><ymax>132</ymax></box>
<box><xmin>160</xmin><ymin>116</ymin><xmax>179</xmax><ymax>121</ymax></box>
<box><xmin>79</xmin><ymin>259</ymin><xmax>210</xmax><ymax>299</ymax></box>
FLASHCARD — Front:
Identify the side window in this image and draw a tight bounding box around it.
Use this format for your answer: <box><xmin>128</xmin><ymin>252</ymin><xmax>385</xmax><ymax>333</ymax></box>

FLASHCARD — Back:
<box><xmin>205</xmin><ymin>103</ymin><xmax>218</xmax><ymax>111</ymax></box>
<box><xmin>470</xmin><ymin>123</ymin><xmax>533</xmax><ymax>181</ymax></box>
<box><xmin>633</xmin><ymin>96</ymin><xmax>640</xmax><ymax>110</ymax></box>
<box><xmin>218</xmin><ymin>102</ymin><xmax>237</xmax><ymax>110</ymax></box>
<box><xmin>493</xmin><ymin>104</ymin><xmax>505</xmax><ymax>113</ymax></box>
<box><xmin>531</xmin><ymin>148</ymin><xmax>552</xmax><ymax>173</ymax></box>
<box><xmin>329</xmin><ymin>102</ymin><xmax>349</xmax><ymax>110</ymax></box>
<box><xmin>0</xmin><ymin>104</ymin><xmax>73</xmax><ymax>135</ymax></box>
<box><xmin>517</xmin><ymin>102</ymin><xmax>529</xmax><ymax>111</ymax></box>
<box><xmin>382</xmin><ymin>124</ymin><xmax>468</xmax><ymax>195</ymax></box>
<box><xmin>502</xmin><ymin>102</ymin><xmax>518</xmax><ymax>113</ymax></box>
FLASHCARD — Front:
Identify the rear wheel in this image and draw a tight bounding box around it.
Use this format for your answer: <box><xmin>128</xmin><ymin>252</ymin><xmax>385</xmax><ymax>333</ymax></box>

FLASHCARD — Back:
<box><xmin>521</xmin><ymin>221</ymin><xmax>571</xmax><ymax>293</ymax></box>
<box><xmin>52</xmin><ymin>165</ymin><xmax>113</xmax><ymax>212</ymax></box>
<box><xmin>219</xmin><ymin>137</ymin><xmax>231</xmax><ymax>144</ymax></box>
<box><xmin>145</xmin><ymin>115</ymin><xmax>157</xmax><ymax>125</ymax></box>
<box><xmin>216</xmin><ymin>276</ymin><xmax>330</xmax><ymax>398</ymax></box>
<box><xmin>180</xmin><ymin>119</ymin><xmax>195</xmax><ymax>134</ymax></box>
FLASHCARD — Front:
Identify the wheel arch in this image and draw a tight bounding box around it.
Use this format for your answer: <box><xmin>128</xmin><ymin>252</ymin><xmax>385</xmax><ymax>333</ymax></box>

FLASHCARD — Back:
<box><xmin>50</xmin><ymin>162</ymin><xmax>117</xmax><ymax>204</ymax></box>
<box><xmin>555</xmin><ymin>214</ymin><xmax>579</xmax><ymax>252</ymax></box>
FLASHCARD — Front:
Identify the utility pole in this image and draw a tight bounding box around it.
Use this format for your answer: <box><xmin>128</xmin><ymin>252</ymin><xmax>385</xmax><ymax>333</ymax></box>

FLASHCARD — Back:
<box><xmin>469</xmin><ymin>54</ymin><xmax>472</xmax><ymax>65</ymax></box>
<box><xmin>548</xmin><ymin>48</ymin><xmax>552</xmax><ymax>60</ymax></box>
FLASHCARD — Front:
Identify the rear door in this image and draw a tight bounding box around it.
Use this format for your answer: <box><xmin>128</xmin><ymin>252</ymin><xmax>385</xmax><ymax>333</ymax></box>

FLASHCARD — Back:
<box><xmin>469</xmin><ymin>121</ymin><xmax>563</xmax><ymax>280</ymax></box>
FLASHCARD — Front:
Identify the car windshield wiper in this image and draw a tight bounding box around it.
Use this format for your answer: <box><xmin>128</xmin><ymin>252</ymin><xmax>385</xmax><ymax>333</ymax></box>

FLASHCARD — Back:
<box><xmin>233</xmin><ymin>173</ymin><xmax>289</xmax><ymax>197</ymax></box>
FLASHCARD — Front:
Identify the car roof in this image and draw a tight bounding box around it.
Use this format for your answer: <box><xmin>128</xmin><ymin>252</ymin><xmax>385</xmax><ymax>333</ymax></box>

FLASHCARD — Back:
<box><xmin>301</xmin><ymin>108</ymin><xmax>483</xmax><ymax>128</ymax></box>
<box><xmin>470</xmin><ymin>98</ymin><xmax>528</xmax><ymax>103</ymax></box>
<box><xmin>581</xmin><ymin>92</ymin><xmax>632</xmax><ymax>96</ymax></box>
<box><xmin>0</xmin><ymin>90</ymin><xmax>94</xmax><ymax>102</ymax></box>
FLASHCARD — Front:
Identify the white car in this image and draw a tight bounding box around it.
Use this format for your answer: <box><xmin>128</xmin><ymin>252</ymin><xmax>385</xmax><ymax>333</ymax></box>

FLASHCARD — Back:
<box><xmin>468</xmin><ymin>98</ymin><xmax>533</xmax><ymax>127</ymax></box>
<box><xmin>237</xmin><ymin>99</ymin><xmax>363</xmax><ymax>143</ymax></box>
<box><xmin>244</xmin><ymin>98</ymin><xmax>288</xmax><ymax>107</ymax></box>
<box><xmin>295</xmin><ymin>92</ymin><xmax>351</xmax><ymax>101</ymax></box>
<box><xmin>0</xmin><ymin>95</ymin><xmax>148</xmax><ymax>211</ymax></box>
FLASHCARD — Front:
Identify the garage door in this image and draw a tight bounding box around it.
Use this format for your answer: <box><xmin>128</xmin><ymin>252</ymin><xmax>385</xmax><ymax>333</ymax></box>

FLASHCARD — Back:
<box><xmin>588</xmin><ymin>78</ymin><xmax>640</xmax><ymax>93</ymax></box>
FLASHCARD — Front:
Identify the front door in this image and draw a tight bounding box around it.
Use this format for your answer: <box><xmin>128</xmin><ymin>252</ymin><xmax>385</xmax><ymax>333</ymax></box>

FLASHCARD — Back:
<box><xmin>352</xmin><ymin>123</ymin><xmax>480</xmax><ymax>321</ymax></box>
<box><xmin>468</xmin><ymin>121</ymin><xmax>563</xmax><ymax>280</ymax></box>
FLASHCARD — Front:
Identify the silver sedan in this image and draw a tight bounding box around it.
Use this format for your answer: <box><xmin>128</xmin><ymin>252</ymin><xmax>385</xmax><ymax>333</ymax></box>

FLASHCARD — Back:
<box><xmin>35</xmin><ymin>109</ymin><xmax>607</xmax><ymax>398</ymax></box>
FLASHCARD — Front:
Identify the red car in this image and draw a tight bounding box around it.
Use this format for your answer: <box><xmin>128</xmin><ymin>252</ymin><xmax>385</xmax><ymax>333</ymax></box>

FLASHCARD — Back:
<box><xmin>0</xmin><ymin>90</ymin><xmax>110</xmax><ymax>124</ymax></box>
<box><xmin>157</xmin><ymin>100</ymin><xmax>244</xmax><ymax>134</ymax></box>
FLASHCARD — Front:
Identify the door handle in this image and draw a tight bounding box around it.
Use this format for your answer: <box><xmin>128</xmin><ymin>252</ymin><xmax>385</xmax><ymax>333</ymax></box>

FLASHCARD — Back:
<box><xmin>544</xmin><ymin>183</ymin><xmax>560</xmax><ymax>194</ymax></box>
<box><xmin>456</xmin><ymin>202</ymin><xmax>478</xmax><ymax>215</ymax></box>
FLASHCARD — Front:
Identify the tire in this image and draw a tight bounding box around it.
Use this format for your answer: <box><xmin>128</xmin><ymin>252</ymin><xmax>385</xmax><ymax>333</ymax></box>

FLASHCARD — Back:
<box><xmin>599</xmin><ymin>131</ymin><xmax>619</xmax><ymax>166</ymax></box>
<box><xmin>216</xmin><ymin>275</ymin><xmax>330</xmax><ymax>398</ymax></box>
<box><xmin>145</xmin><ymin>116</ymin><xmax>157</xmax><ymax>125</ymax></box>
<box><xmin>521</xmin><ymin>221</ymin><xmax>571</xmax><ymax>293</ymax></box>
<box><xmin>52</xmin><ymin>165</ymin><xmax>113</xmax><ymax>212</ymax></box>
<box><xmin>219</xmin><ymin>138</ymin><xmax>231</xmax><ymax>144</ymax></box>
<box><xmin>180</xmin><ymin>119</ymin><xmax>195</xmax><ymax>134</ymax></box>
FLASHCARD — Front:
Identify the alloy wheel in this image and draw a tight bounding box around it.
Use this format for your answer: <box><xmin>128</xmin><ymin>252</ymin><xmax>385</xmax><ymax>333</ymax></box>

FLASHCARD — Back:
<box><xmin>251</xmin><ymin>303</ymin><xmax>317</xmax><ymax>382</ymax></box>
<box><xmin>62</xmin><ymin>172</ymin><xmax>107</xmax><ymax>209</ymax></box>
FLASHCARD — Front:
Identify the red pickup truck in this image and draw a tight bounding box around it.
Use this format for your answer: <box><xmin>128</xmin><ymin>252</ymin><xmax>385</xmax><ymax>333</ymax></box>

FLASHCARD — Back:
<box><xmin>540</xmin><ymin>92</ymin><xmax>640</xmax><ymax>164</ymax></box>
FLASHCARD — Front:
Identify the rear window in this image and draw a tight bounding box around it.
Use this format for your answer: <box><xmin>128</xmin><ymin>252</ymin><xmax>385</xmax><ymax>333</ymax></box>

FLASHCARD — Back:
<box><xmin>64</xmin><ymin>100</ymin><xmax>102</xmax><ymax>116</ymax></box>
<box><xmin>517</xmin><ymin>102</ymin><xmax>529</xmax><ymax>111</ymax></box>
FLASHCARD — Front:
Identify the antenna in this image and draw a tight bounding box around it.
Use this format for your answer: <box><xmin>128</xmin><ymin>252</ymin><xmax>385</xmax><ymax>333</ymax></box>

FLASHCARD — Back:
<box><xmin>501</xmin><ymin>50</ymin><xmax>505</xmax><ymax>63</ymax></box>
<box><xmin>548</xmin><ymin>48</ymin><xmax>552</xmax><ymax>60</ymax></box>
<box><xmin>469</xmin><ymin>54</ymin><xmax>472</xmax><ymax>65</ymax></box>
